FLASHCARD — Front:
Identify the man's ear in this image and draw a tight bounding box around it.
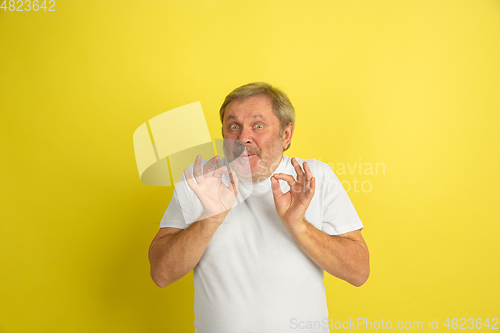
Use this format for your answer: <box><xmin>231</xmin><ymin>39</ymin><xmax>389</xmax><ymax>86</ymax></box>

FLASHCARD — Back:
<box><xmin>282</xmin><ymin>122</ymin><xmax>294</xmax><ymax>150</ymax></box>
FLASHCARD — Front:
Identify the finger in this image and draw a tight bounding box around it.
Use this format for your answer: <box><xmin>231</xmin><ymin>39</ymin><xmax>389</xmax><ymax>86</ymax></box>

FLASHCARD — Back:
<box><xmin>213</xmin><ymin>166</ymin><xmax>230</xmax><ymax>178</ymax></box>
<box><xmin>303</xmin><ymin>161</ymin><xmax>313</xmax><ymax>190</ymax></box>
<box><xmin>193</xmin><ymin>155</ymin><xmax>203</xmax><ymax>183</ymax></box>
<box><xmin>273</xmin><ymin>173</ymin><xmax>297</xmax><ymax>189</ymax></box>
<box><xmin>184</xmin><ymin>169</ymin><xmax>197</xmax><ymax>191</ymax></box>
<box><xmin>291</xmin><ymin>157</ymin><xmax>304</xmax><ymax>184</ymax></box>
<box><xmin>270</xmin><ymin>175</ymin><xmax>284</xmax><ymax>200</ymax></box>
<box><xmin>229</xmin><ymin>169</ymin><xmax>239</xmax><ymax>195</ymax></box>
<box><xmin>307</xmin><ymin>177</ymin><xmax>316</xmax><ymax>199</ymax></box>
<box><xmin>203</xmin><ymin>155</ymin><xmax>218</xmax><ymax>176</ymax></box>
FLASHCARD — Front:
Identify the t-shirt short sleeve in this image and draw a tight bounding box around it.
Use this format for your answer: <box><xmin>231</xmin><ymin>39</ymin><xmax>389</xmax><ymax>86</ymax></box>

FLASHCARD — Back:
<box><xmin>317</xmin><ymin>162</ymin><xmax>364</xmax><ymax>235</ymax></box>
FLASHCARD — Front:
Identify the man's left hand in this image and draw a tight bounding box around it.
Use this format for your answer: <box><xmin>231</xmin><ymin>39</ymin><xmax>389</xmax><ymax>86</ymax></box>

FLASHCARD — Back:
<box><xmin>271</xmin><ymin>158</ymin><xmax>315</xmax><ymax>234</ymax></box>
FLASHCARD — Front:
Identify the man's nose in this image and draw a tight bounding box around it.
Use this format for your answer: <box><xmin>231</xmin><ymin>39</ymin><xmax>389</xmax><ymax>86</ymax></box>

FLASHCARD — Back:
<box><xmin>237</xmin><ymin>126</ymin><xmax>253</xmax><ymax>144</ymax></box>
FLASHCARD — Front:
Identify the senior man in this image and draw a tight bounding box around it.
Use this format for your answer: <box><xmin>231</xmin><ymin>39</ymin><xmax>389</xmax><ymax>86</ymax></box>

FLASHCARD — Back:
<box><xmin>149</xmin><ymin>82</ymin><xmax>369</xmax><ymax>333</ymax></box>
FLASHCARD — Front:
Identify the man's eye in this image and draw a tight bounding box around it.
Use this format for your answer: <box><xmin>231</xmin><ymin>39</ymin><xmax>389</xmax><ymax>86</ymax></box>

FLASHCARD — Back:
<box><xmin>256</xmin><ymin>124</ymin><xmax>264</xmax><ymax>129</ymax></box>
<box><xmin>230</xmin><ymin>125</ymin><xmax>238</xmax><ymax>130</ymax></box>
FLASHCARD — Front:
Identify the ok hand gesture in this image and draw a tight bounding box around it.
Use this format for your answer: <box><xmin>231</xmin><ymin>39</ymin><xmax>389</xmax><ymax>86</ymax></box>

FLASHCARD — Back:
<box><xmin>184</xmin><ymin>155</ymin><xmax>238</xmax><ymax>221</ymax></box>
<box><xmin>271</xmin><ymin>158</ymin><xmax>315</xmax><ymax>233</ymax></box>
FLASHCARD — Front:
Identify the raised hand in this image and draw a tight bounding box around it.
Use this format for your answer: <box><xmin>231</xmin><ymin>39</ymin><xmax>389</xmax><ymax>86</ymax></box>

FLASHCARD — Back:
<box><xmin>184</xmin><ymin>155</ymin><xmax>238</xmax><ymax>221</ymax></box>
<box><xmin>271</xmin><ymin>158</ymin><xmax>315</xmax><ymax>233</ymax></box>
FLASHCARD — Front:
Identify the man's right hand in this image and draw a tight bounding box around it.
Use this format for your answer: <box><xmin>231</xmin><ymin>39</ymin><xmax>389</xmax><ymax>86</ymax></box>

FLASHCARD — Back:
<box><xmin>149</xmin><ymin>154</ymin><xmax>237</xmax><ymax>287</ymax></box>
<box><xmin>184</xmin><ymin>155</ymin><xmax>238</xmax><ymax>221</ymax></box>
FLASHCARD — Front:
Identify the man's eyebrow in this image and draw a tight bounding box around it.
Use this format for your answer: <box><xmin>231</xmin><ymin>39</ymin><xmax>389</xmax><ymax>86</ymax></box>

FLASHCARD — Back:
<box><xmin>226</xmin><ymin>114</ymin><xmax>265</xmax><ymax>121</ymax></box>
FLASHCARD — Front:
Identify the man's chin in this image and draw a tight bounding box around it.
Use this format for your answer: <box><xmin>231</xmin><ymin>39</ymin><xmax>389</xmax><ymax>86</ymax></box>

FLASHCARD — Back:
<box><xmin>228</xmin><ymin>156</ymin><xmax>276</xmax><ymax>183</ymax></box>
<box><xmin>228</xmin><ymin>158</ymin><xmax>252</xmax><ymax>181</ymax></box>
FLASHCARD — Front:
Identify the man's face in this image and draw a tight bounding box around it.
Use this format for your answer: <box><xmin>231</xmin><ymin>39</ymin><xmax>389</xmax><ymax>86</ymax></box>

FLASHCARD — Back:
<box><xmin>222</xmin><ymin>94</ymin><xmax>292</xmax><ymax>182</ymax></box>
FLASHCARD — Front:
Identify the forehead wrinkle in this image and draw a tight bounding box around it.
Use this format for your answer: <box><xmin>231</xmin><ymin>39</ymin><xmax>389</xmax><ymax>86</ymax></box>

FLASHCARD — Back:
<box><xmin>225</xmin><ymin>114</ymin><xmax>265</xmax><ymax>122</ymax></box>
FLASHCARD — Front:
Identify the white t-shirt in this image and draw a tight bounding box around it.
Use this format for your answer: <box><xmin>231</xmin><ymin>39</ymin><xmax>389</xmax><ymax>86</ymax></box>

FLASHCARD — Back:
<box><xmin>160</xmin><ymin>156</ymin><xmax>364</xmax><ymax>333</ymax></box>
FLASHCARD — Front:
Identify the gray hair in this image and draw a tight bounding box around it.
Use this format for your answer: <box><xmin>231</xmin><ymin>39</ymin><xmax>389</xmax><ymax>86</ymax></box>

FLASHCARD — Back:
<box><xmin>219</xmin><ymin>82</ymin><xmax>295</xmax><ymax>150</ymax></box>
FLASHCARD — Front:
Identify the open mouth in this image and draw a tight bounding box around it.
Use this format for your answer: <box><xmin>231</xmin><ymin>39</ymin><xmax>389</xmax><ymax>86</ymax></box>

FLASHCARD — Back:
<box><xmin>222</xmin><ymin>139</ymin><xmax>259</xmax><ymax>162</ymax></box>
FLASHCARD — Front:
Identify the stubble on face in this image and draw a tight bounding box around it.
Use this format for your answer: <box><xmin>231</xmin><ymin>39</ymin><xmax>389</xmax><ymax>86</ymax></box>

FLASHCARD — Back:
<box><xmin>222</xmin><ymin>133</ymin><xmax>284</xmax><ymax>183</ymax></box>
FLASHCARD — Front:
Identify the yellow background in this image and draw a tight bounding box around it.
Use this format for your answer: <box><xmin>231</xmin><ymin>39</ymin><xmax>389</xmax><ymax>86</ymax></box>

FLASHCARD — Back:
<box><xmin>1</xmin><ymin>1</ymin><xmax>499</xmax><ymax>332</ymax></box>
